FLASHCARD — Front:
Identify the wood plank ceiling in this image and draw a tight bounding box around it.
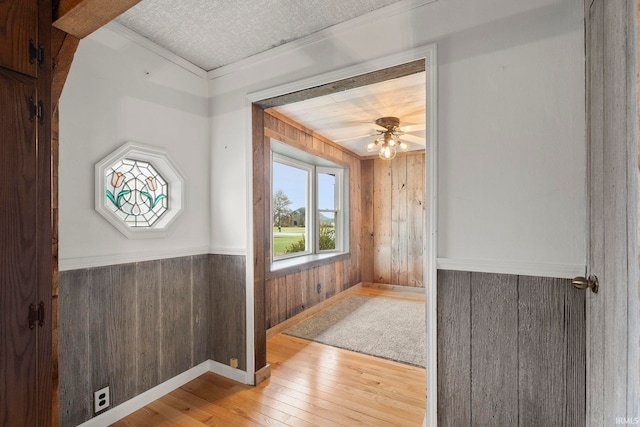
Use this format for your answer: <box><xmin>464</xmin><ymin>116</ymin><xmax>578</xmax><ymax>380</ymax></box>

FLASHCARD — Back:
<box><xmin>272</xmin><ymin>72</ymin><xmax>426</xmax><ymax>156</ymax></box>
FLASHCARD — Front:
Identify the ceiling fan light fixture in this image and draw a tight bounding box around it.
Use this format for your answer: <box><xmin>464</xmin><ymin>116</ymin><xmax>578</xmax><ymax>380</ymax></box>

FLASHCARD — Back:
<box><xmin>367</xmin><ymin>117</ymin><xmax>411</xmax><ymax>160</ymax></box>
<box><xmin>379</xmin><ymin>144</ymin><xmax>396</xmax><ymax>160</ymax></box>
<box><xmin>385</xmin><ymin>133</ymin><xmax>397</xmax><ymax>147</ymax></box>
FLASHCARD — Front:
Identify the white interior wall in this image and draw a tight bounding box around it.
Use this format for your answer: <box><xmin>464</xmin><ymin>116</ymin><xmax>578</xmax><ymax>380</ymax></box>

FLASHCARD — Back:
<box><xmin>58</xmin><ymin>0</ymin><xmax>587</xmax><ymax>275</ymax></box>
<box><xmin>59</xmin><ymin>27</ymin><xmax>210</xmax><ymax>270</ymax></box>
<box><xmin>209</xmin><ymin>0</ymin><xmax>587</xmax><ymax>275</ymax></box>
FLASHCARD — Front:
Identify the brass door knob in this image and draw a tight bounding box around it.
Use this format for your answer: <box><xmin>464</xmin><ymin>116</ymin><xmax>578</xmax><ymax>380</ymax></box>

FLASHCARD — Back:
<box><xmin>572</xmin><ymin>275</ymin><xmax>599</xmax><ymax>293</ymax></box>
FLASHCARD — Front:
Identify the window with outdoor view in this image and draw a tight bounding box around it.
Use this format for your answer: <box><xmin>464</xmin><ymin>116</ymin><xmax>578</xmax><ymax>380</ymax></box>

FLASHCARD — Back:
<box><xmin>317</xmin><ymin>169</ymin><xmax>339</xmax><ymax>252</ymax></box>
<box><xmin>271</xmin><ymin>144</ymin><xmax>348</xmax><ymax>264</ymax></box>
<box><xmin>272</xmin><ymin>157</ymin><xmax>310</xmax><ymax>257</ymax></box>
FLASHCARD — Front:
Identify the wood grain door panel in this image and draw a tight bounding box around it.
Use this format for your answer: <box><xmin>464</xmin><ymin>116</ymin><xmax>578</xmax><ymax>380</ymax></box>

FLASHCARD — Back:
<box><xmin>0</xmin><ymin>0</ymin><xmax>38</xmax><ymax>77</ymax></box>
<box><xmin>0</xmin><ymin>68</ymin><xmax>38</xmax><ymax>426</ymax></box>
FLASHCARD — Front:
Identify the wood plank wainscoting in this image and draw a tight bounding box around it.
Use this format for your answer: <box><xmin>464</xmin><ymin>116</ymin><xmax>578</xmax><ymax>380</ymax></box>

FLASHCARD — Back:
<box><xmin>58</xmin><ymin>254</ymin><xmax>245</xmax><ymax>426</ymax></box>
<box><xmin>437</xmin><ymin>270</ymin><xmax>586</xmax><ymax>426</ymax></box>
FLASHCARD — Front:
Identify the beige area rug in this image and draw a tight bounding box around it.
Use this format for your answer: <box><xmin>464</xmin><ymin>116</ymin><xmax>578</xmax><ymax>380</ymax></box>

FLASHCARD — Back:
<box><xmin>283</xmin><ymin>295</ymin><xmax>426</xmax><ymax>367</ymax></box>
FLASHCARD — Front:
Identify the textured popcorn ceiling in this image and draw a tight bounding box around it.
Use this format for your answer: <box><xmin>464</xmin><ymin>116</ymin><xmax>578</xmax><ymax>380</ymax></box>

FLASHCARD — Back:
<box><xmin>116</xmin><ymin>0</ymin><xmax>403</xmax><ymax>71</ymax></box>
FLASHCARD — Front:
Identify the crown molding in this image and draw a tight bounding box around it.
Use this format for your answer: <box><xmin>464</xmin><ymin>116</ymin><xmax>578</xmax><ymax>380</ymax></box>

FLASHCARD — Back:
<box><xmin>102</xmin><ymin>0</ymin><xmax>438</xmax><ymax>81</ymax></box>
<box><xmin>207</xmin><ymin>0</ymin><xmax>438</xmax><ymax>80</ymax></box>
<box><xmin>105</xmin><ymin>21</ymin><xmax>208</xmax><ymax>79</ymax></box>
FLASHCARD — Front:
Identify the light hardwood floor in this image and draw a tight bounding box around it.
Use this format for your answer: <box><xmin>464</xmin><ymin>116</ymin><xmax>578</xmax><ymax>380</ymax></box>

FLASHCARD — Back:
<box><xmin>113</xmin><ymin>285</ymin><xmax>426</xmax><ymax>426</ymax></box>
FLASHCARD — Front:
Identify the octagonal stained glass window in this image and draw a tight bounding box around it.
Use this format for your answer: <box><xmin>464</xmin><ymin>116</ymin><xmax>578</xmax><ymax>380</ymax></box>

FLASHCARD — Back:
<box><xmin>96</xmin><ymin>142</ymin><xmax>184</xmax><ymax>239</ymax></box>
<box><xmin>105</xmin><ymin>159</ymin><xmax>168</xmax><ymax>227</ymax></box>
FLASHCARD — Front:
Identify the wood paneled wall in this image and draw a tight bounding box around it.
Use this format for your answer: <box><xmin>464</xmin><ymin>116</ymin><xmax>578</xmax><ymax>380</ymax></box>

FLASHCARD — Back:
<box><xmin>361</xmin><ymin>152</ymin><xmax>425</xmax><ymax>287</ymax></box>
<box><xmin>210</xmin><ymin>255</ymin><xmax>246</xmax><ymax>370</ymax></box>
<box><xmin>265</xmin><ymin>259</ymin><xmax>355</xmax><ymax>329</ymax></box>
<box><xmin>257</xmin><ymin>111</ymin><xmax>362</xmax><ymax>330</ymax></box>
<box><xmin>58</xmin><ymin>254</ymin><xmax>245</xmax><ymax>427</ymax></box>
<box><xmin>437</xmin><ymin>270</ymin><xmax>585</xmax><ymax>426</ymax></box>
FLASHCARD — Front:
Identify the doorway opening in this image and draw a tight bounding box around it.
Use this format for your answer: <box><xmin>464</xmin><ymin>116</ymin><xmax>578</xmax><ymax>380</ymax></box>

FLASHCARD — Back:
<box><xmin>247</xmin><ymin>44</ymin><xmax>438</xmax><ymax>424</ymax></box>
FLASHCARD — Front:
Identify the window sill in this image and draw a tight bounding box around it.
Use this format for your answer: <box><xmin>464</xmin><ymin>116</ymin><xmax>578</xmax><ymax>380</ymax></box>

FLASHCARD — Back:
<box><xmin>268</xmin><ymin>252</ymin><xmax>350</xmax><ymax>278</ymax></box>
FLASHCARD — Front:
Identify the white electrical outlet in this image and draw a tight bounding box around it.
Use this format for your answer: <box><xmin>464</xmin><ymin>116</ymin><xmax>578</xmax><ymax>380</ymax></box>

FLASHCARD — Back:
<box><xmin>94</xmin><ymin>386</ymin><xmax>110</xmax><ymax>413</ymax></box>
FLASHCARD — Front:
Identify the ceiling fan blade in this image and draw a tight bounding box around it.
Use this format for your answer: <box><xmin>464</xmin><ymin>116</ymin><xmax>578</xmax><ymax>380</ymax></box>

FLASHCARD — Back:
<box><xmin>399</xmin><ymin>123</ymin><xmax>426</xmax><ymax>132</ymax></box>
<box><xmin>400</xmin><ymin>106</ymin><xmax>427</xmax><ymax>118</ymax></box>
<box><xmin>312</xmin><ymin>121</ymin><xmax>376</xmax><ymax>131</ymax></box>
<box><xmin>400</xmin><ymin>134</ymin><xmax>425</xmax><ymax>145</ymax></box>
<box><xmin>334</xmin><ymin>133</ymin><xmax>379</xmax><ymax>142</ymax></box>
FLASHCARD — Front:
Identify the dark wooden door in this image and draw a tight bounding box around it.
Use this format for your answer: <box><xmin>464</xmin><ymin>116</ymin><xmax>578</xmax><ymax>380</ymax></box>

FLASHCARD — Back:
<box><xmin>0</xmin><ymin>0</ymin><xmax>51</xmax><ymax>424</ymax></box>
<box><xmin>0</xmin><ymin>68</ymin><xmax>39</xmax><ymax>426</ymax></box>
<box><xmin>0</xmin><ymin>0</ymin><xmax>39</xmax><ymax>77</ymax></box>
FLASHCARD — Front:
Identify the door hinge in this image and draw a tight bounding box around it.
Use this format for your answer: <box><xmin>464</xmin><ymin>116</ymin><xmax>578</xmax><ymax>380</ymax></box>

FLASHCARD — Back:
<box><xmin>37</xmin><ymin>301</ymin><xmax>45</xmax><ymax>327</ymax></box>
<box><xmin>28</xmin><ymin>39</ymin><xmax>44</xmax><ymax>68</ymax></box>
<box><xmin>29</xmin><ymin>39</ymin><xmax>37</xmax><ymax>64</ymax></box>
<box><xmin>28</xmin><ymin>302</ymin><xmax>45</xmax><ymax>329</ymax></box>
<box><xmin>29</xmin><ymin>96</ymin><xmax>36</xmax><ymax>121</ymax></box>
<box><xmin>28</xmin><ymin>304</ymin><xmax>38</xmax><ymax>329</ymax></box>
<box><xmin>37</xmin><ymin>100</ymin><xmax>44</xmax><ymax>125</ymax></box>
<box><xmin>29</xmin><ymin>97</ymin><xmax>44</xmax><ymax>125</ymax></box>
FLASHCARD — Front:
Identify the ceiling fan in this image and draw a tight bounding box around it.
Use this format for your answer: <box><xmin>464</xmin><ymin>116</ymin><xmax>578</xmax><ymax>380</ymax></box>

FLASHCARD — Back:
<box><xmin>359</xmin><ymin>117</ymin><xmax>425</xmax><ymax>160</ymax></box>
<box><xmin>333</xmin><ymin>116</ymin><xmax>425</xmax><ymax>159</ymax></box>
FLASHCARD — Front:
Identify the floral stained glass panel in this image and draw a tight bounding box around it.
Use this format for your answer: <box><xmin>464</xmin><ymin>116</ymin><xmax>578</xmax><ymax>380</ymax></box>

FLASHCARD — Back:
<box><xmin>105</xmin><ymin>159</ymin><xmax>168</xmax><ymax>227</ymax></box>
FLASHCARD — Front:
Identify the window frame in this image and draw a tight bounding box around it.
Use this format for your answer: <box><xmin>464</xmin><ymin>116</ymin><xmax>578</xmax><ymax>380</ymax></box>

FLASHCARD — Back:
<box><xmin>270</xmin><ymin>144</ymin><xmax>348</xmax><ymax>267</ymax></box>
<box><xmin>271</xmin><ymin>153</ymin><xmax>313</xmax><ymax>260</ymax></box>
<box><xmin>315</xmin><ymin>166</ymin><xmax>344</xmax><ymax>254</ymax></box>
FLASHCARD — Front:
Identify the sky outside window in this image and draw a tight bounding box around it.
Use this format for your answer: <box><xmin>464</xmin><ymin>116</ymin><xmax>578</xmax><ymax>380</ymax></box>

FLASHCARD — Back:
<box><xmin>273</xmin><ymin>162</ymin><xmax>335</xmax><ymax>209</ymax></box>
<box><xmin>317</xmin><ymin>172</ymin><xmax>336</xmax><ymax>210</ymax></box>
<box><xmin>273</xmin><ymin>162</ymin><xmax>306</xmax><ymax>211</ymax></box>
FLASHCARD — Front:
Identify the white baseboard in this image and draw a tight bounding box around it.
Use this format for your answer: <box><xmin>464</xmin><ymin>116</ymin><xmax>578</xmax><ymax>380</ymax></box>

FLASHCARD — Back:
<box><xmin>436</xmin><ymin>258</ymin><xmax>586</xmax><ymax>279</ymax></box>
<box><xmin>78</xmin><ymin>360</ymin><xmax>248</xmax><ymax>427</ymax></box>
<box><xmin>207</xmin><ymin>359</ymin><xmax>249</xmax><ymax>384</ymax></box>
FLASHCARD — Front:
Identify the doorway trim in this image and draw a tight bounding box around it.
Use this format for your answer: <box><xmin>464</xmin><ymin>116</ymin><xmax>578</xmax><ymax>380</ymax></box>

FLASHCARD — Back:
<box><xmin>246</xmin><ymin>43</ymin><xmax>438</xmax><ymax>426</ymax></box>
